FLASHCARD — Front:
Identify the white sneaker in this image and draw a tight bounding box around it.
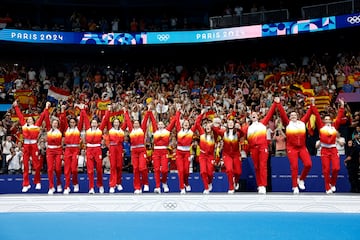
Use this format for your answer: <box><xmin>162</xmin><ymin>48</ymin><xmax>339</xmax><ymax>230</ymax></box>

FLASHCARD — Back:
<box><xmin>134</xmin><ymin>189</ymin><xmax>142</xmax><ymax>194</ymax></box>
<box><xmin>21</xmin><ymin>185</ymin><xmax>31</xmax><ymax>193</ymax></box>
<box><xmin>35</xmin><ymin>183</ymin><xmax>41</xmax><ymax>190</ymax></box>
<box><xmin>99</xmin><ymin>186</ymin><xmax>104</xmax><ymax>194</ymax></box>
<box><xmin>57</xmin><ymin>185</ymin><xmax>63</xmax><ymax>193</ymax></box>
<box><xmin>185</xmin><ymin>185</ymin><xmax>191</xmax><ymax>192</ymax></box>
<box><xmin>48</xmin><ymin>188</ymin><xmax>55</xmax><ymax>195</ymax></box>
<box><xmin>162</xmin><ymin>183</ymin><xmax>169</xmax><ymax>193</ymax></box>
<box><xmin>228</xmin><ymin>189</ymin><xmax>235</xmax><ymax>194</ymax></box>
<box><xmin>292</xmin><ymin>187</ymin><xmax>299</xmax><ymax>195</ymax></box>
<box><xmin>73</xmin><ymin>184</ymin><xmax>79</xmax><ymax>193</ymax></box>
<box><xmin>88</xmin><ymin>188</ymin><xmax>95</xmax><ymax>194</ymax></box>
<box><xmin>258</xmin><ymin>186</ymin><xmax>266</xmax><ymax>194</ymax></box>
<box><xmin>330</xmin><ymin>185</ymin><xmax>336</xmax><ymax>192</ymax></box>
<box><xmin>154</xmin><ymin>187</ymin><xmax>161</xmax><ymax>194</ymax></box>
<box><xmin>109</xmin><ymin>187</ymin><xmax>115</xmax><ymax>194</ymax></box>
<box><xmin>117</xmin><ymin>185</ymin><xmax>123</xmax><ymax>191</ymax></box>
<box><xmin>143</xmin><ymin>185</ymin><xmax>149</xmax><ymax>192</ymax></box>
<box><xmin>297</xmin><ymin>178</ymin><xmax>305</xmax><ymax>190</ymax></box>
<box><xmin>180</xmin><ymin>188</ymin><xmax>186</xmax><ymax>194</ymax></box>
<box><xmin>234</xmin><ymin>183</ymin><xmax>240</xmax><ymax>191</ymax></box>
<box><xmin>208</xmin><ymin>183</ymin><xmax>213</xmax><ymax>192</ymax></box>
<box><xmin>63</xmin><ymin>188</ymin><xmax>70</xmax><ymax>195</ymax></box>
<box><xmin>203</xmin><ymin>189</ymin><xmax>210</xmax><ymax>194</ymax></box>
<box><xmin>326</xmin><ymin>189</ymin><xmax>333</xmax><ymax>194</ymax></box>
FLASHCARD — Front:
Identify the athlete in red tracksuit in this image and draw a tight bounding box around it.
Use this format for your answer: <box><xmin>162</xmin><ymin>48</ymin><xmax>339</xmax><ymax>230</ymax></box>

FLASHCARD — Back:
<box><xmin>13</xmin><ymin>100</ymin><xmax>49</xmax><ymax>192</ymax></box>
<box><xmin>60</xmin><ymin>105</ymin><xmax>83</xmax><ymax>194</ymax></box>
<box><xmin>45</xmin><ymin>112</ymin><xmax>64</xmax><ymax>195</ymax></box>
<box><xmin>312</xmin><ymin>98</ymin><xmax>345</xmax><ymax>194</ymax></box>
<box><xmin>102</xmin><ymin>106</ymin><xmax>127</xmax><ymax>193</ymax></box>
<box><xmin>195</xmin><ymin>110</ymin><xmax>215</xmax><ymax>194</ymax></box>
<box><xmin>275</xmin><ymin>97</ymin><xmax>314</xmax><ymax>194</ymax></box>
<box><xmin>175</xmin><ymin>109</ymin><xmax>203</xmax><ymax>194</ymax></box>
<box><xmin>148</xmin><ymin>108</ymin><xmax>178</xmax><ymax>193</ymax></box>
<box><xmin>124</xmin><ymin>108</ymin><xmax>151</xmax><ymax>194</ymax></box>
<box><xmin>241</xmin><ymin>102</ymin><xmax>277</xmax><ymax>194</ymax></box>
<box><xmin>80</xmin><ymin>106</ymin><xmax>108</xmax><ymax>194</ymax></box>
<box><xmin>212</xmin><ymin>117</ymin><xmax>244</xmax><ymax>194</ymax></box>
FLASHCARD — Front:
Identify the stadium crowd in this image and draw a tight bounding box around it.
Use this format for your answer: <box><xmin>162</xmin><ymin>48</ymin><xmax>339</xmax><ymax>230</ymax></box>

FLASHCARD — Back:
<box><xmin>0</xmin><ymin>49</ymin><xmax>360</xmax><ymax>194</ymax></box>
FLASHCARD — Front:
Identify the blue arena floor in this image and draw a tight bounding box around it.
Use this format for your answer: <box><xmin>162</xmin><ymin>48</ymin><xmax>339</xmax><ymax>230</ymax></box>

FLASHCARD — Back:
<box><xmin>1</xmin><ymin>211</ymin><xmax>359</xmax><ymax>240</ymax></box>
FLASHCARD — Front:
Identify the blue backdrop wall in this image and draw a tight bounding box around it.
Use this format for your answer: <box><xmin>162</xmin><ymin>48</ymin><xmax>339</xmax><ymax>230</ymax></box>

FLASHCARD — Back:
<box><xmin>0</xmin><ymin>156</ymin><xmax>350</xmax><ymax>194</ymax></box>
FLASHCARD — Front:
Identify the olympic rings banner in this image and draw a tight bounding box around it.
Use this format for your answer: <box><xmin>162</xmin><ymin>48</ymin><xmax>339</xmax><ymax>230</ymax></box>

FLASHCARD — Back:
<box><xmin>0</xmin><ymin>12</ymin><xmax>359</xmax><ymax>45</ymax></box>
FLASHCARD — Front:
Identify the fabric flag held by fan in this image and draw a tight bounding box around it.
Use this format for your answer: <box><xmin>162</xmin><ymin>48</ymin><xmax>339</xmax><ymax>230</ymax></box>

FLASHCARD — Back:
<box><xmin>47</xmin><ymin>86</ymin><xmax>71</xmax><ymax>104</ymax></box>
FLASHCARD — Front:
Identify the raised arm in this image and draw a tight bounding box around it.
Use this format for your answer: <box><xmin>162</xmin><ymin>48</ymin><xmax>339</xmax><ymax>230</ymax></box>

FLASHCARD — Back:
<box><xmin>40</xmin><ymin>102</ymin><xmax>51</xmax><ymax>131</ymax></box>
<box><xmin>99</xmin><ymin>106</ymin><xmax>111</xmax><ymax>131</ymax></box>
<box><xmin>148</xmin><ymin>110</ymin><xmax>158</xmax><ymax>132</ymax></box>
<box><xmin>166</xmin><ymin>110</ymin><xmax>179</xmax><ymax>131</ymax></box>
<box><xmin>81</xmin><ymin>107</ymin><xmax>90</xmax><ymax>130</ymax></box>
<box><xmin>311</xmin><ymin>102</ymin><xmax>324</xmax><ymax>129</ymax></box>
<box><xmin>13</xmin><ymin>101</ymin><xmax>26</xmax><ymax>125</ymax></box>
<box><xmin>59</xmin><ymin>107</ymin><xmax>69</xmax><ymax>132</ymax></box>
<box><xmin>120</xmin><ymin>107</ymin><xmax>127</xmax><ymax>131</ymax></box>
<box><xmin>334</xmin><ymin>99</ymin><xmax>345</xmax><ymax>129</ymax></box>
<box><xmin>261</xmin><ymin>101</ymin><xmax>277</xmax><ymax>126</ymax></box>
<box><xmin>212</xmin><ymin>123</ymin><xmax>225</xmax><ymax>137</ymax></box>
<box><xmin>299</xmin><ymin>97</ymin><xmax>316</xmax><ymax>124</ymax></box>
<box><xmin>141</xmin><ymin>110</ymin><xmax>151</xmax><ymax>132</ymax></box>
<box><xmin>175</xmin><ymin>110</ymin><xmax>182</xmax><ymax>132</ymax></box>
<box><xmin>193</xmin><ymin>110</ymin><xmax>205</xmax><ymax>134</ymax></box>
<box><xmin>274</xmin><ymin>97</ymin><xmax>289</xmax><ymax>126</ymax></box>
<box><xmin>124</xmin><ymin>109</ymin><xmax>133</xmax><ymax>132</ymax></box>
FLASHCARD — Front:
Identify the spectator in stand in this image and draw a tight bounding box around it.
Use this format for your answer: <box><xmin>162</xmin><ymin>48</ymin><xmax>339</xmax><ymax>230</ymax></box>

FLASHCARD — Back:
<box><xmin>123</xmin><ymin>135</ymin><xmax>131</xmax><ymax>173</ymax></box>
<box><xmin>344</xmin><ymin>139</ymin><xmax>360</xmax><ymax>193</ymax></box>
<box><xmin>190</xmin><ymin>138</ymin><xmax>200</xmax><ymax>172</ymax></box>
<box><xmin>336</xmin><ymin>132</ymin><xmax>346</xmax><ymax>156</ymax></box>
<box><xmin>1</xmin><ymin>135</ymin><xmax>14</xmax><ymax>174</ymax></box>
<box><xmin>312</xmin><ymin>98</ymin><xmax>345</xmax><ymax>194</ymax></box>
<box><xmin>273</xmin><ymin>128</ymin><xmax>287</xmax><ymax>157</ymax></box>
<box><xmin>13</xmin><ymin>100</ymin><xmax>49</xmax><ymax>192</ymax></box>
<box><xmin>6</xmin><ymin>146</ymin><xmax>22</xmax><ymax>174</ymax></box>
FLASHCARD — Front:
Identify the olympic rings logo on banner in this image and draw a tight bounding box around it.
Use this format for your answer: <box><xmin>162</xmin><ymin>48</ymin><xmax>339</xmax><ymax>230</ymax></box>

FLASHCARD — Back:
<box><xmin>162</xmin><ymin>201</ymin><xmax>178</xmax><ymax>209</ymax></box>
<box><xmin>157</xmin><ymin>34</ymin><xmax>170</xmax><ymax>41</ymax></box>
<box><xmin>347</xmin><ymin>15</ymin><xmax>360</xmax><ymax>24</ymax></box>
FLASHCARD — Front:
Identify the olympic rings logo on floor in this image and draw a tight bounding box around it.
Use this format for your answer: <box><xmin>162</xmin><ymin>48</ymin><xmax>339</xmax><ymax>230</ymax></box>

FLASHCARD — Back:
<box><xmin>347</xmin><ymin>15</ymin><xmax>360</xmax><ymax>24</ymax></box>
<box><xmin>157</xmin><ymin>34</ymin><xmax>170</xmax><ymax>42</ymax></box>
<box><xmin>162</xmin><ymin>201</ymin><xmax>178</xmax><ymax>209</ymax></box>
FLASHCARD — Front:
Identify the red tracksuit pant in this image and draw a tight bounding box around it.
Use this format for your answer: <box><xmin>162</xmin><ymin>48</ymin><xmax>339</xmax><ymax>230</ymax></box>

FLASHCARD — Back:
<box><xmin>199</xmin><ymin>153</ymin><xmax>214</xmax><ymax>190</ymax></box>
<box><xmin>109</xmin><ymin>145</ymin><xmax>124</xmax><ymax>188</ymax></box>
<box><xmin>250</xmin><ymin>144</ymin><xmax>269</xmax><ymax>187</ymax></box>
<box><xmin>223</xmin><ymin>152</ymin><xmax>242</xmax><ymax>191</ymax></box>
<box><xmin>64</xmin><ymin>147</ymin><xmax>79</xmax><ymax>189</ymax></box>
<box><xmin>86</xmin><ymin>147</ymin><xmax>103</xmax><ymax>189</ymax></box>
<box><xmin>131</xmin><ymin>147</ymin><xmax>149</xmax><ymax>190</ymax></box>
<box><xmin>320</xmin><ymin>147</ymin><xmax>340</xmax><ymax>191</ymax></box>
<box><xmin>152</xmin><ymin>149</ymin><xmax>169</xmax><ymax>188</ymax></box>
<box><xmin>46</xmin><ymin>148</ymin><xmax>63</xmax><ymax>189</ymax></box>
<box><xmin>176</xmin><ymin>150</ymin><xmax>191</xmax><ymax>190</ymax></box>
<box><xmin>22</xmin><ymin>143</ymin><xmax>40</xmax><ymax>187</ymax></box>
<box><xmin>287</xmin><ymin>145</ymin><xmax>312</xmax><ymax>188</ymax></box>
